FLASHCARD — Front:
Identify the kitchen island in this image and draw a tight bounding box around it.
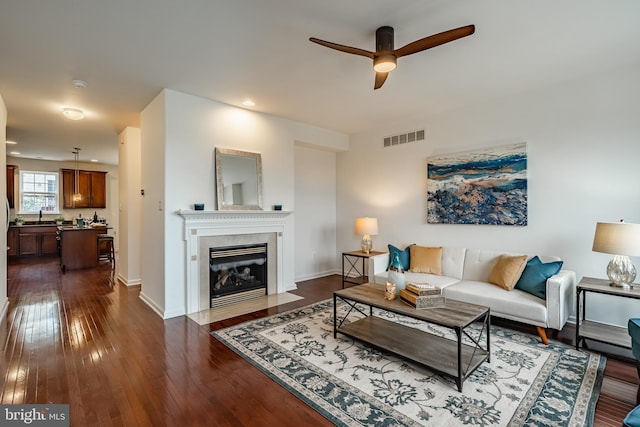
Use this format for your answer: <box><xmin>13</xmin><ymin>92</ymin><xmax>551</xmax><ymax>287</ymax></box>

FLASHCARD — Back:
<box><xmin>59</xmin><ymin>225</ymin><xmax>109</xmax><ymax>272</ymax></box>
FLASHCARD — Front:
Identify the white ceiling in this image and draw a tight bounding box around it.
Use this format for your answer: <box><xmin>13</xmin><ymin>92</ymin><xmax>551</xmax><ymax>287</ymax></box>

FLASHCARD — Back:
<box><xmin>2</xmin><ymin>1</ymin><xmax>640</xmax><ymax>165</ymax></box>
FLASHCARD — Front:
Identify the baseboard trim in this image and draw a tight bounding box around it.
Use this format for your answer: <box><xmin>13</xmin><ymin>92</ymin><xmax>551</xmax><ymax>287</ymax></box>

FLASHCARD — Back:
<box><xmin>138</xmin><ymin>292</ymin><xmax>164</xmax><ymax>318</ymax></box>
<box><xmin>0</xmin><ymin>297</ymin><xmax>9</xmax><ymax>325</ymax></box>
<box><xmin>138</xmin><ymin>292</ymin><xmax>186</xmax><ymax>319</ymax></box>
<box><xmin>295</xmin><ymin>270</ymin><xmax>340</xmax><ymax>283</ymax></box>
<box><xmin>116</xmin><ymin>273</ymin><xmax>142</xmax><ymax>287</ymax></box>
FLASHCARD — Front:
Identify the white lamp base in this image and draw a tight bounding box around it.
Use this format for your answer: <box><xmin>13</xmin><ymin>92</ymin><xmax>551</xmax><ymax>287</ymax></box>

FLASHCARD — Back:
<box><xmin>361</xmin><ymin>234</ymin><xmax>372</xmax><ymax>254</ymax></box>
<box><xmin>607</xmin><ymin>255</ymin><xmax>636</xmax><ymax>288</ymax></box>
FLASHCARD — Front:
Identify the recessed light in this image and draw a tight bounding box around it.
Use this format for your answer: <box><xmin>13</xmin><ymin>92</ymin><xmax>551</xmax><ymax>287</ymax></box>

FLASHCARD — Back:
<box><xmin>9</xmin><ymin>151</ymin><xmax>20</xmax><ymax>155</ymax></box>
<box><xmin>90</xmin><ymin>159</ymin><xmax>98</xmax><ymax>163</ymax></box>
<box><xmin>5</xmin><ymin>140</ymin><xmax>17</xmax><ymax>145</ymax></box>
<box><xmin>242</xmin><ymin>100</ymin><xmax>255</xmax><ymax>107</ymax></box>
<box><xmin>63</xmin><ymin>107</ymin><xmax>85</xmax><ymax>120</ymax></box>
<box><xmin>72</xmin><ymin>79</ymin><xmax>88</xmax><ymax>89</ymax></box>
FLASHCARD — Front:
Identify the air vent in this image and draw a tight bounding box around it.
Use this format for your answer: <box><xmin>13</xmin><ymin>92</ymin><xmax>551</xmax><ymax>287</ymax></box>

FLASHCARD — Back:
<box><xmin>383</xmin><ymin>129</ymin><xmax>425</xmax><ymax>148</ymax></box>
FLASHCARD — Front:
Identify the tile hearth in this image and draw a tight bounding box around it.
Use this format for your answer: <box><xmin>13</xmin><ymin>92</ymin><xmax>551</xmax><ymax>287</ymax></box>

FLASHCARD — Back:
<box><xmin>187</xmin><ymin>292</ymin><xmax>303</xmax><ymax>325</ymax></box>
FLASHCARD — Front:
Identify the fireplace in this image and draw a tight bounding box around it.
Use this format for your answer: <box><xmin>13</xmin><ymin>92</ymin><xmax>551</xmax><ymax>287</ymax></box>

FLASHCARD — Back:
<box><xmin>178</xmin><ymin>210</ymin><xmax>294</xmax><ymax>314</ymax></box>
<box><xmin>209</xmin><ymin>243</ymin><xmax>267</xmax><ymax>307</ymax></box>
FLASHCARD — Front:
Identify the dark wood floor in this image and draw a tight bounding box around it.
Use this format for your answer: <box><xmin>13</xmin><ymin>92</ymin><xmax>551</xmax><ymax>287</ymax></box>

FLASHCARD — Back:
<box><xmin>0</xmin><ymin>257</ymin><xmax>636</xmax><ymax>426</ymax></box>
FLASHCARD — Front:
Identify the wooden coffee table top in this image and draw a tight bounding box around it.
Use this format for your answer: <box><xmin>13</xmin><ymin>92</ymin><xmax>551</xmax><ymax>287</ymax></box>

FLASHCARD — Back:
<box><xmin>335</xmin><ymin>282</ymin><xmax>489</xmax><ymax>329</ymax></box>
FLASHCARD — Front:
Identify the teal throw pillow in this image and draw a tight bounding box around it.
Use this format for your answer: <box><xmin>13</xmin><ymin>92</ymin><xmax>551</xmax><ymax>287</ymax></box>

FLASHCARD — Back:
<box><xmin>515</xmin><ymin>256</ymin><xmax>563</xmax><ymax>300</ymax></box>
<box><xmin>387</xmin><ymin>244</ymin><xmax>411</xmax><ymax>271</ymax></box>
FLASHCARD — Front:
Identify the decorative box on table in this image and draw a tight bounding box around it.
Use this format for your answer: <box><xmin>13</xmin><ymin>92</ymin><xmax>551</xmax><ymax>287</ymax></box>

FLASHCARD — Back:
<box><xmin>400</xmin><ymin>283</ymin><xmax>445</xmax><ymax>309</ymax></box>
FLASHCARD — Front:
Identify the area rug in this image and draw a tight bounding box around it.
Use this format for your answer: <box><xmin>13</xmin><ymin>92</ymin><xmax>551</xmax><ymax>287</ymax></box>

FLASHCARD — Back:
<box><xmin>212</xmin><ymin>299</ymin><xmax>605</xmax><ymax>426</ymax></box>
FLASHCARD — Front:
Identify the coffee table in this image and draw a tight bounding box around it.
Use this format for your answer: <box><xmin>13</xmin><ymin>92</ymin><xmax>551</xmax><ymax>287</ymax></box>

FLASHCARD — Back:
<box><xmin>333</xmin><ymin>283</ymin><xmax>490</xmax><ymax>392</ymax></box>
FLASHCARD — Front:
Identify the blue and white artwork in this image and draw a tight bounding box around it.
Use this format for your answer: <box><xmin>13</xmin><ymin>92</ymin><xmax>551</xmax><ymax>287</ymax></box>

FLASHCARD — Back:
<box><xmin>427</xmin><ymin>142</ymin><xmax>527</xmax><ymax>225</ymax></box>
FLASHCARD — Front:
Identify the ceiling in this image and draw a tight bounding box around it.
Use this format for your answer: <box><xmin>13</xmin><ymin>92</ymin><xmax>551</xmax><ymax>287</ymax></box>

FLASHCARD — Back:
<box><xmin>2</xmin><ymin>1</ymin><xmax>640</xmax><ymax>166</ymax></box>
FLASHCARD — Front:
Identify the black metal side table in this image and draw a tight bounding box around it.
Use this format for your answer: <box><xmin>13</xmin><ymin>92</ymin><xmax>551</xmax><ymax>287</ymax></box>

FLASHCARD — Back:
<box><xmin>341</xmin><ymin>250</ymin><xmax>386</xmax><ymax>288</ymax></box>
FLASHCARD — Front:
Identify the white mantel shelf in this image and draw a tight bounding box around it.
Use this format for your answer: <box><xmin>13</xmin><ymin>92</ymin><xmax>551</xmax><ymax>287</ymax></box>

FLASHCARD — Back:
<box><xmin>177</xmin><ymin>209</ymin><xmax>293</xmax><ymax>219</ymax></box>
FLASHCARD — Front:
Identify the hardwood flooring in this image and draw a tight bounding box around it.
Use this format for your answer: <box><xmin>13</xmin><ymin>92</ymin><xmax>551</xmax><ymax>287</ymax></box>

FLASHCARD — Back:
<box><xmin>0</xmin><ymin>256</ymin><xmax>636</xmax><ymax>426</ymax></box>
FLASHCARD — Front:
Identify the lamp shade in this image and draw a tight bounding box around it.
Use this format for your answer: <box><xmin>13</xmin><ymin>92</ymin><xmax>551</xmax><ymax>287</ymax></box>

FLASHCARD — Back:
<box><xmin>355</xmin><ymin>217</ymin><xmax>378</xmax><ymax>236</ymax></box>
<box><xmin>592</xmin><ymin>222</ymin><xmax>640</xmax><ymax>256</ymax></box>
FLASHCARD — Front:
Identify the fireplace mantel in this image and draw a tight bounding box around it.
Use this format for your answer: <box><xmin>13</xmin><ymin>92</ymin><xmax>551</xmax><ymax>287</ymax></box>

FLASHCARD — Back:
<box><xmin>178</xmin><ymin>209</ymin><xmax>292</xmax><ymax>222</ymax></box>
<box><xmin>177</xmin><ymin>209</ymin><xmax>295</xmax><ymax>314</ymax></box>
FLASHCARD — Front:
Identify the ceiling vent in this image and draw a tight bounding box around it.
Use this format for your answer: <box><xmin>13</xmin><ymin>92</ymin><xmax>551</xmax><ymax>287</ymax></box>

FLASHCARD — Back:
<box><xmin>383</xmin><ymin>129</ymin><xmax>425</xmax><ymax>148</ymax></box>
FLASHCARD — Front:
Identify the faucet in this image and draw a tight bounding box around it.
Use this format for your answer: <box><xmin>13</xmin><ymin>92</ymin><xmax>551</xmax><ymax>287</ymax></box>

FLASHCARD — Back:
<box><xmin>39</xmin><ymin>209</ymin><xmax>42</xmax><ymax>224</ymax></box>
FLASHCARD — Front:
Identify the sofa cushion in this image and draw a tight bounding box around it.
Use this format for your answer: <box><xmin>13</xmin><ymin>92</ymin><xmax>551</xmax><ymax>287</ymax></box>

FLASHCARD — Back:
<box><xmin>441</xmin><ymin>247</ymin><xmax>466</xmax><ymax>280</ymax></box>
<box><xmin>515</xmin><ymin>256</ymin><xmax>563</xmax><ymax>299</ymax></box>
<box><xmin>387</xmin><ymin>244</ymin><xmax>411</xmax><ymax>271</ymax></box>
<box><xmin>409</xmin><ymin>245</ymin><xmax>442</xmax><ymax>274</ymax></box>
<box><xmin>443</xmin><ymin>281</ymin><xmax>547</xmax><ymax>325</ymax></box>
<box><xmin>462</xmin><ymin>249</ymin><xmax>523</xmax><ymax>282</ymax></box>
<box><xmin>489</xmin><ymin>254</ymin><xmax>528</xmax><ymax>290</ymax></box>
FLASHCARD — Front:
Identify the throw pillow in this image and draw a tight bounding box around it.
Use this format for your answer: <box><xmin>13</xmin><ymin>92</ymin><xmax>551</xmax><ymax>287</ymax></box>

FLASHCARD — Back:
<box><xmin>515</xmin><ymin>256</ymin><xmax>563</xmax><ymax>300</ymax></box>
<box><xmin>387</xmin><ymin>244</ymin><xmax>411</xmax><ymax>271</ymax></box>
<box><xmin>409</xmin><ymin>245</ymin><xmax>443</xmax><ymax>275</ymax></box>
<box><xmin>488</xmin><ymin>254</ymin><xmax>528</xmax><ymax>290</ymax></box>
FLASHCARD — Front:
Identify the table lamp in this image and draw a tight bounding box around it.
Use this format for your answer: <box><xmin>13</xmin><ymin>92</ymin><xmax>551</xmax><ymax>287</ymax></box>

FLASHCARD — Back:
<box><xmin>355</xmin><ymin>217</ymin><xmax>378</xmax><ymax>254</ymax></box>
<box><xmin>592</xmin><ymin>220</ymin><xmax>640</xmax><ymax>288</ymax></box>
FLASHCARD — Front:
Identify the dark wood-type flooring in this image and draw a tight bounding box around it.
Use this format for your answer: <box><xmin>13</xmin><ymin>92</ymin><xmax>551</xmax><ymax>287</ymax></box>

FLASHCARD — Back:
<box><xmin>0</xmin><ymin>256</ymin><xmax>636</xmax><ymax>426</ymax></box>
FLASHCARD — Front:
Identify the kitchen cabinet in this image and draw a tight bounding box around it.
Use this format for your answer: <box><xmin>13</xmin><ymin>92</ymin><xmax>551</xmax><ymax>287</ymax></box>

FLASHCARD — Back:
<box><xmin>7</xmin><ymin>228</ymin><xmax>17</xmax><ymax>256</ymax></box>
<box><xmin>12</xmin><ymin>225</ymin><xmax>59</xmax><ymax>256</ymax></box>
<box><xmin>59</xmin><ymin>226</ymin><xmax>107</xmax><ymax>271</ymax></box>
<box><xmin>7</xmin><ymin>165</ymin><xmax>16</xmax><ymax>208</ymax></box>
<box><xmin>61</xmin><ymin>169</ymin><xmax>107</xmax><ymax>208</ymax></box>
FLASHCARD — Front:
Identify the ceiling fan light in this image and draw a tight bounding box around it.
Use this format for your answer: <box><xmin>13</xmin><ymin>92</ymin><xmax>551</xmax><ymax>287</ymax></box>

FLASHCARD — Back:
<box><xmin>373</xmin><ymin>55</ymin><xmax>397</xmax><ymax>73</ymax></box>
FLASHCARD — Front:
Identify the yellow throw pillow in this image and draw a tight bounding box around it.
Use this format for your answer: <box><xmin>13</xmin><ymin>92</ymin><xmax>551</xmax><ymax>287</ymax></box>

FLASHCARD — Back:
<box><xmin>489</xmin><ymin>255</ymin><xmax>528</xmax><ymax>290</ymax></box>
<box><xmin>409</xmin><ymin>246</ymin><xmax>443</xmax><ymax>275</ymax></box>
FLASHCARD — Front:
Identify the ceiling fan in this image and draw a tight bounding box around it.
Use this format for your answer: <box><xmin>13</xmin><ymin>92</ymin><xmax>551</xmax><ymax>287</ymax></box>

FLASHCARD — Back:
<box><xmin>309</xmin><ymin>25</ymin><xmax>475</xmax><ymax>90</ymax></box>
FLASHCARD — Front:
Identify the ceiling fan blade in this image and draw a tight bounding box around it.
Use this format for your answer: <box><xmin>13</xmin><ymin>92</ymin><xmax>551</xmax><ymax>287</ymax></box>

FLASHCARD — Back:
<box><xmin>394</xmin><ymin>25</ymin><xmax>475</xmax><ymax>58</ymax></box>
<box><xmin>309</xmin><ymin>37</ymin><xmax>375</xmax><ymax>59</ymax></box>
<box><xmin>374</xmin><ymin>72</ymin><xmax>388</xmax><ymax>90</ymax></box>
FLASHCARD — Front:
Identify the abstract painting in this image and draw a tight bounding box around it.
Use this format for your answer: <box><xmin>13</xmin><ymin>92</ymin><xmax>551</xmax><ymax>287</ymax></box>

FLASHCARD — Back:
<box><xmin>427</xmin><ymin>142</ymin><xmax>527</xmax><ymax>225</ymax></box>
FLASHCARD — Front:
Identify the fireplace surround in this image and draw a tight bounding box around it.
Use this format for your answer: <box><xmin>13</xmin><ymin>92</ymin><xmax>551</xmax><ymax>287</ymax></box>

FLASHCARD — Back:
<box><xmin>178</xmin><ymin>210</ymin><xmax>294</xmax><ymax>314</ymax></box>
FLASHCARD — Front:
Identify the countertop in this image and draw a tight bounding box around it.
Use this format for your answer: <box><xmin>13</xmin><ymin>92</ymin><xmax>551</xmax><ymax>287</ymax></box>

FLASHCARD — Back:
<box><xmin>59</xmin><ymin>225</ymin><xmax>109</xmax><ymax>231</ymax></box>
<box><xmin>10</xmin><ymin>222</ymin><xmax>67</xmax><ymax>228</ymax></box>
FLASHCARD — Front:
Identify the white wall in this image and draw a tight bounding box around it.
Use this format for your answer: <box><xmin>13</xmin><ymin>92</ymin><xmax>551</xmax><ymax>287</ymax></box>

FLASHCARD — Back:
<box><xmin>337</xmin><ymin>61</ymin><xmax>640</xmax><ymax>327</ymax></box>
<box><xmin>0</xmin><ymin>94</ymin><xmax>8</xmax><ymax>321</ymax></box>
<box><xmin>141</xmin><ymin>89</ymin><xmax>348</xmax><ymax>318</ymax></box>
<box><xmin>294</xmin><ymin>143</ymin><xmax>338</xmax><ymax>281</ymax></box>
<box><xmin>139</xmin><ymin>92</ymin><xmax>167</xmax><ymax>317</ymax></box>
<box><xmin>118</xmin><ymin>127</ymin><xmax>142</xmax><ymax>286</ymax></box>
<box><xmin>5</xmin><ymin>157</ymin><xmax>119</xmax><ymax>247</ymax></box>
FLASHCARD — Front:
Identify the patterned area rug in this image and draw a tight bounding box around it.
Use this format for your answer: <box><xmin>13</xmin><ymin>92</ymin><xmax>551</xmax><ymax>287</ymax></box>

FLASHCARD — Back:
<box><xmin>213</xmin><ymin>299</ymin><xmax>605</xmax><ymax>426</ymax></box>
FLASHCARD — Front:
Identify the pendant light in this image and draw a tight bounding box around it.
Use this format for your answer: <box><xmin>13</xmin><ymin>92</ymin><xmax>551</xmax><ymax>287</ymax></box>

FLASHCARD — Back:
<box><xmin>72</xmin><ymin>148</ymin><xmax>82</xmax><ymax>203</ymax></box>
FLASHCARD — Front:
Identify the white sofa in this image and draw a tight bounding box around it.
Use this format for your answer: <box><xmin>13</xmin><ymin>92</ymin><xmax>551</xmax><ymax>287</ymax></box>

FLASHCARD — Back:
<box><xmin>368</xmin><ymin>247</ymin><xmax>575</xmax><ymax>344</ymax></box>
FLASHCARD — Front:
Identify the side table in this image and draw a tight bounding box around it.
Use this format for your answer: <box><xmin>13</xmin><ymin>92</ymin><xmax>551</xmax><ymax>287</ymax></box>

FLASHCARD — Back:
<box><xmin>576</xmin><ymin>276</ymin><xmax>640</xmax><ymax>350</ymax></box>
<box><xmin>341</xmin><ymin>250</ymin><xmax>386</xmax><ymax>288</ymax></box>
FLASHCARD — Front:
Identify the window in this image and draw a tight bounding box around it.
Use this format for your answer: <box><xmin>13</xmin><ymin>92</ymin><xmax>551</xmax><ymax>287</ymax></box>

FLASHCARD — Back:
<box><xmin>19</xmin><ymin>170</ymin><xmax>60</xmax><ymax>214</ymax></box>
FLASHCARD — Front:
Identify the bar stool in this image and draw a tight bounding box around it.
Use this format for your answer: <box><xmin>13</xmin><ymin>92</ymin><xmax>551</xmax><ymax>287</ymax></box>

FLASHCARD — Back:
<box><xmin>97</xmin><ymin>234</ymin><xmax>115</xmax><ymax>266</ymax></box>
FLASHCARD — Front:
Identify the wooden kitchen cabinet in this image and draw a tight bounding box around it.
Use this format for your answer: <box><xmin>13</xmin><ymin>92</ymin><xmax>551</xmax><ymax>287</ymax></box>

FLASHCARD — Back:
<box><xmin>7</xmin><ymin>165</ymin><xmax>16</xmax><ymax>208</ymax></box>
<box><xmin>59</xmin><ymin>226</ymin><xmax>107</xmax><ymax>271</ymax></box>
<box><xmin>61</xmin><ymin>169</ymin><xmax>107</xmax><ymax>208</ymax></box>
<box><xmin>13</xmin><ymin>225</ymin><xmax>59</xmax><ymax>256</ymax></box>
<box><xmin>7</xmin><ymin>228</ymin><xmax>17</xmax><ymax>256</ymax></box>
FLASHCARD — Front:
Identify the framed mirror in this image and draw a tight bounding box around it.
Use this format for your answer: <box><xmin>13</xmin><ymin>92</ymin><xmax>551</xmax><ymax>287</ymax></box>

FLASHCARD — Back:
<box><xmin>215</xmin><ymin>147</ymin><xmax>263</xmax><ymax>210</ymax></box>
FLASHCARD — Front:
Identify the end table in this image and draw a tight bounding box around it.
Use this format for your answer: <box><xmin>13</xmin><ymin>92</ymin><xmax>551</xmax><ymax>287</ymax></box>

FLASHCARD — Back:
<box><xmin>341</xmin><ymin>250</ymin><xmax>386</xmax><ymax>288</ymax></box>
<box><xmin>576</xmin><ymin>276</ymin><xmax>640</xmax><ymax>350</ymax></box>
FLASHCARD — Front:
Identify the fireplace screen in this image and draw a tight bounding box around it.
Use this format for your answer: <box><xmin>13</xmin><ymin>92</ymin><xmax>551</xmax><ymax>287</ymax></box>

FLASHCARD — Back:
<box><xmin>209</xmin><ymin>243</ymin><xmax>267</xmax><ymax>302</ymax></box>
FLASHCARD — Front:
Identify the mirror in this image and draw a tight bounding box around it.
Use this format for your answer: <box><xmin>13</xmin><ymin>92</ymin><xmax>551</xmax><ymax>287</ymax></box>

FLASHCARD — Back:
<box><xmin>215</xmin><ymin>147</ymin><xmax>263</xmax><ymax>210</ymax></box>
